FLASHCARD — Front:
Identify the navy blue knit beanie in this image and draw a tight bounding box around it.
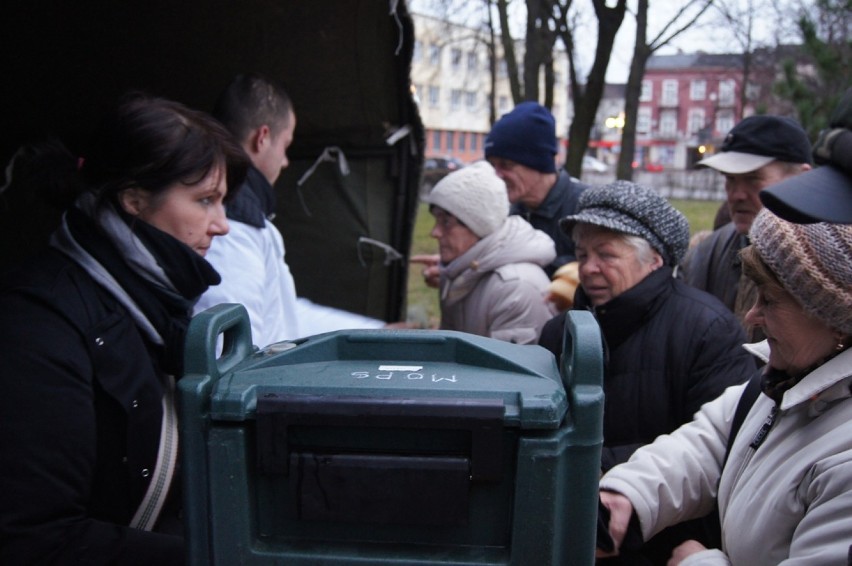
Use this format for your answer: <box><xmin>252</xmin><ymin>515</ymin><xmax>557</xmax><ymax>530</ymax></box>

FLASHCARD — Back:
<box><xmin>485</xmin><ymin>101</ymin><xmax>557</xmax><ymax>173</ymax></box>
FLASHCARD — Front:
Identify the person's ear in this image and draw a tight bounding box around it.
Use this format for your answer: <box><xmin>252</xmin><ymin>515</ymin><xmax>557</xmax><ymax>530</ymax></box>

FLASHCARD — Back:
<box><xmin>118</xmin><ymin>187</ymin><xmax>151</xmax><ymax>217</ymax></box>
<box><xmin>250</xmin><ymin>125</ymin><xmax>272</xmax><ymax>154</ymax></box>
<box><xmin>651</xmin><ymin>253</ymin><xmax>664</xmax><ymax>270</ymax></box>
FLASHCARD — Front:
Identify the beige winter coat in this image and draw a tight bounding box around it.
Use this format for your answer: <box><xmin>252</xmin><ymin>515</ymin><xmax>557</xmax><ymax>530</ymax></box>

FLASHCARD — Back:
<box><xmin>601</xmin><ymin>346</ymin><xmax>852</xmax><ymax>565</ymax></box>
<box><xmin>438</xmin><ymin>216</ymin><xmax>556</xmax><ymax>344</ymax></box>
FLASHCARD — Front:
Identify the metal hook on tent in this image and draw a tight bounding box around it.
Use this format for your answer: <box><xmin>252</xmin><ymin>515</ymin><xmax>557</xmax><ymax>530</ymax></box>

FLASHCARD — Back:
<box><xmin>295</xmin><ymin>146</ymin><xmax>351</xmax><ymax>216</ymax></box>
<box><xmin>357</xmin><ymin>236</ymin><xmax>404</xmax><ymax>267</ymax></box>
<box><xmin>389</xmin><ymin>0</ymin><xmax>404</xmax><ymax>55</ymax></box>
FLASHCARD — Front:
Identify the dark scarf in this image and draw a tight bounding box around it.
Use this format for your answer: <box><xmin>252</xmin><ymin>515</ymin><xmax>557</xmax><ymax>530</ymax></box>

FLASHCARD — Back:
<box><xmin>51</xmin><ymin>194</ymin><xmax>220</xmax><ymax>375</ymax></box>
<box><xmin>224</xmin><ymin>166</ymin><xmax>274</xmax><ymax>228</ymax></box>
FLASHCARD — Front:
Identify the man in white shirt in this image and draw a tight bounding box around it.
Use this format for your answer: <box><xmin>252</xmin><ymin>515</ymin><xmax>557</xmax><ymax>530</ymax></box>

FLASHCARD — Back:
<box><xmin>195</xmin><ymin>73</ymin><xmax>383</xmax><ymax>347</ymax></box>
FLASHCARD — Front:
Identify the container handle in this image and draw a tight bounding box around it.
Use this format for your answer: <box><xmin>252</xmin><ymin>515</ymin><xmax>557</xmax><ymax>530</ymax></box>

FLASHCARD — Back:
<box><xmin>183</xmin><ymin>303</ymin><xmax>254</xmax><ymax>382</ymax></box>
<box><xmin>560</xmin><ymin>310</ymin><xmax>605</xmax><ymax>440</ymax></box>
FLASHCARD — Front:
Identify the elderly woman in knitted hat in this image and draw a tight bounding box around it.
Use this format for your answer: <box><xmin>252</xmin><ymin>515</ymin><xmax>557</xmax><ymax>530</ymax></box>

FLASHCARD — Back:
<box><xmin>539</xmin><ymin>181</ymin><xmax>757</xmax><ymax>562</ymax></box>
<box><xmin>598</xmin><ymin>209</ymin><xmax>852</xmax><ymax>565</ymax></box>
<box><xmin>423</xmin><ymin>161</ymin><xmax>556</xmax><ymax>344</ymax></box>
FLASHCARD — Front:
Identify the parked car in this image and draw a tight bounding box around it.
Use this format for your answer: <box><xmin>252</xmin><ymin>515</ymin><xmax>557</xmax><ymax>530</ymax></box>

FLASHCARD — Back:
<box><xmin>421</xmin><ymin>156</ymin><xmax>465</xmax><ymax>196</ymax></box>
<box><xmin>582</xmin><ymin>155</ymin><xmax>609</xmax><ymax>173</ymax></box>
<box><xmin>632</xmin><ymin>160</ymin><xmax>665</xmax><ymax>172</ymax></box>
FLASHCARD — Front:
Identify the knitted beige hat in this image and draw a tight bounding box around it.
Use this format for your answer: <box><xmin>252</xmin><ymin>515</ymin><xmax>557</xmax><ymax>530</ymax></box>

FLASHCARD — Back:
<box><xmin>425</xmin><ymin>160</ymin><xmax>509</xmax><ymax>238</ymax></box>
<box><xmin>750</xmin><ymin>208</ymin><xmax>852</xmax><ymax>334</ymax></box>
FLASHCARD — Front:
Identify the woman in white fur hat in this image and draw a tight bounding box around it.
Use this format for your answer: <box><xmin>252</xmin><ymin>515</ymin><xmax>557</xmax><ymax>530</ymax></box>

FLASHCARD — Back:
<box><xmin>423</xmin><ymin>160</ymin><xmax>556</xmax><ymax>344</ymax></box>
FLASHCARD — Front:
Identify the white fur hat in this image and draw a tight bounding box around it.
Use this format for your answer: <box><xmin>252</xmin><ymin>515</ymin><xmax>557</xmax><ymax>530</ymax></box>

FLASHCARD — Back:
<box><xmin>424</xmin><ymin>160</ymin><xmax>509</xmax><ymax>238</ymax></box>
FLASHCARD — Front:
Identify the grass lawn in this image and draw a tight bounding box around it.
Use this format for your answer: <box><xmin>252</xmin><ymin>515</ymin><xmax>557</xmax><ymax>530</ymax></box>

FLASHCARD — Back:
<box><xmin>405</xmin><ymin>198</ymin><xmax>723</xmax><ymax>326</ymax></box>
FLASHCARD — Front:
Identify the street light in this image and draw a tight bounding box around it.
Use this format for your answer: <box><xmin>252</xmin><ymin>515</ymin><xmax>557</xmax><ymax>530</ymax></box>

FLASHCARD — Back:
<box><xmin>605</xmin><ymin>112</ymin><xmax>625</xmax><ymax>130</ymax></box>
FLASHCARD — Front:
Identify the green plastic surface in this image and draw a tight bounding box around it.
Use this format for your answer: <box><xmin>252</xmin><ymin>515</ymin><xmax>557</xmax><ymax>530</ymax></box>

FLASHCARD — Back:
<box><xmin>179</xmin><ymin>304</ymin><xmax>604</xmax><ymax>565</ymax></box>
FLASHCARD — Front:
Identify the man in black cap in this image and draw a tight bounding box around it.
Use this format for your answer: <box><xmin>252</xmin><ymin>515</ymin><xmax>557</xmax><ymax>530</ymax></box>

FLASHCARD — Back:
<box><xmin>760</xmin><ymin>88</ymin><xmax>852</xmax><ymax>224</ymax></box>
<box><xmin>680</xmin><ymin>115</ymin><xmax>812</xmax><ymax>340</ymax></box>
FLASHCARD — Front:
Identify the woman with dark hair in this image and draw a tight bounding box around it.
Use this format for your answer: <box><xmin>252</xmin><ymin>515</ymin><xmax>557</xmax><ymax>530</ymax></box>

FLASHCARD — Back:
<box><xmin>0</xmin><ymin>94</ymin><xmax>248</xmax><ymax>564</ymax></box>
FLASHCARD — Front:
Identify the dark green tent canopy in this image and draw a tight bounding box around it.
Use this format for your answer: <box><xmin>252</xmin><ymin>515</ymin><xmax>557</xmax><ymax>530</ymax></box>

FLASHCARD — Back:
<box><xmin>0</xmin><ymin>0</ymin><xmax>424</xmax><ymax>322</ymax></box>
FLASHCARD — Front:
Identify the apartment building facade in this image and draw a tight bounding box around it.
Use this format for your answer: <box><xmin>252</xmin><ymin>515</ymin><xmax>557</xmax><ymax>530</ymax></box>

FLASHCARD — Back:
<box><xmin>636</xmin><ymin>53</ymin><xmax>745</xmax><ymax>169</ymax></box>
<box><xmin>410</xmin><ymin>12</ymin><xmax>569</xmax><ymax>164</ymax></box>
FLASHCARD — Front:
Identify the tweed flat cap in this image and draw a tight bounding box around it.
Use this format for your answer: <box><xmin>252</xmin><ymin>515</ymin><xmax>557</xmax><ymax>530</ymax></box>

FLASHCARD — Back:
<box><xmin>559</xmin><ymin>180</ymin><xmax>690</xmax><ymax>266</ymax></box>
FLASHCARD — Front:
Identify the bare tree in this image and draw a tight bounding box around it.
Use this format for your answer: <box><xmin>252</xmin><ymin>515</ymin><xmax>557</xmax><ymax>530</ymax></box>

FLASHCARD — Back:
<box><xmin>496</xmin><ymin>0</ymin><xmax>526</xmax><ymax>101</ymax></box>
<box><xmin>616</xmin><ymin>0</ymin><xmax>716</xmax><ymax>180</ymax></box>
<box><xmin>710</xmin><ymin>0</ymin><xmax>765</xmax><ymax>119</ymax></box>
<box><xmin>554</xmin><ymin>0</ymin><xmax>628</xmax><ymax>178</ymax></box>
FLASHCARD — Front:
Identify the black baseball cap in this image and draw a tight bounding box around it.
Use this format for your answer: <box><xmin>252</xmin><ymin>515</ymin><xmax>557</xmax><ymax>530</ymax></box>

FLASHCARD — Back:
<box><xmin>760</xmin><ymin>165</ymin><xmax>852</xmax><ymax>223</ymax></box>
<box><xmin>698</xmin><ymin>115</ymin><xmax>812</xmax><ymax>174</ymax></box>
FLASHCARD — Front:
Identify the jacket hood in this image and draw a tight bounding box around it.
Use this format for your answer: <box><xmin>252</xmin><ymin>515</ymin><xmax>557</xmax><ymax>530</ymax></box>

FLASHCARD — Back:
<box><xmin>441</xmin><ymin>215</ymin><xmax>555</xmax><ymax>304</ymax></box>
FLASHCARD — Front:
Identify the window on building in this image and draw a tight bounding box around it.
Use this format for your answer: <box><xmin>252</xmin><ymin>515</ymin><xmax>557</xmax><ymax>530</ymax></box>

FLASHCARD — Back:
<box><xmin>716</xmin><ymin>109</ymin><xmax>735</xmax><ymax>136</ymax></box>
<box><xmin>471</xmin><ymin>133</ymin><xmax>479</xmax><ymax>151</ymax></box>
<box><xmin>498</xmin><ymin>59</ymin><xmax>507</xmax><ymax>77</ymax></box>
<box><xmin>446</xmin><ymin>131</ymin><xmax>454</xmax><ymax>151</ymax></box>
<box><xmin>428</xmin><ymin>86</ymin><xmax>440</xmax><ymax>108</ymax></box>
<box><xmin>690</xmin><ymin>79</ymin><xmax>706</xmax><ymax>101</ymax></box>
<box><xmin>429</xmin><ymin>44</ymin><xmax>441</xmax><ymax>66</ymax></box>
<box><xmin>745</xmin><ymin>83</ymin><xmax>760</xmax><ymax>101</ymax></box>
<box><xmin>413</xmin><ymin>40</ymin><xmax>422</xmax><ymax>63</ymax></box>
<box><xmin>688</xmin><ymin>108</ymin><xmax>705</xmax><ymax>134</ymax></box>
<box><xmin>636</xmin><ymin>107</ymin><xmax>652</xmax><ymax>134</ymax></box>
<box><xmin>450</xmin><ymin>89</ymin><xmax>462</xmax><ymax>111</ymax></box>
<box><xmin>719</xmin><ymin>79</ymin><xmax>736</xmax><ymax>106</ymax></box>
<box><xmin>451</xmin><ymin>48</ymin><xmax>462</xmax><ymax>71</ymax></box>
<box><xmin>640</xmin><ymin>80</ymin><xmax>653</xmax><ymax>102</ymax></box>
<box><xmin>432</xmin><ymin>130</ymin><xmax>442</xmax><ymax>152</ymax></box>
<box><xmin>662</xmin><ymin>80</ymin><xmax>678</xmax><ymax>106</ymax></box>
<box><xmin>659</xmin><ymin>110</ymin><xmax>677</xmax><ymax>137</ymax></box>
<box><xmin>498</xmin><ymin>95</ymin><xmax>509</xmax><ymax>113</ymax></box>
<box><xmin>467</xmin><ymin>51</ymin><xmax>478</xmax><ymax>72</ymax></box>
<box><xmin>465</xmin><ymin>91</ymin><xmax>476</xmax><ymax>111</ymax></box>
<box><xmin>458</xmin><ymin>132</ymin><xmax>466</xmax><ymax>152</ymax></box>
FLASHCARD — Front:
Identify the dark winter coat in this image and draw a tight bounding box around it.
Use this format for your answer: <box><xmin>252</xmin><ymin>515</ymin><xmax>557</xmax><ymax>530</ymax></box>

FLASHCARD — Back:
<box><xmin>539</xmin><ymin>266</ymin><xmax>757</xmax><ymax>471</ymax></box>
<box><xmin>510</xmin><ymin>169</ymin><xmax>587</xmax><ymax>276</ymax></box>
<box><xmin>0</xmin><ymin>249</ymin><xmax>184</xmax><ymax>565</ymax></box>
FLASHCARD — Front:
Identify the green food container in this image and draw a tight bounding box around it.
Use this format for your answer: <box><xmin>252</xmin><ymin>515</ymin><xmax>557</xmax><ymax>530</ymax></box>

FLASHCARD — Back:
<box><xmin>179</xmin><ymin>304</ymin><xmax>603</xmax><ymax>565</ymax></box>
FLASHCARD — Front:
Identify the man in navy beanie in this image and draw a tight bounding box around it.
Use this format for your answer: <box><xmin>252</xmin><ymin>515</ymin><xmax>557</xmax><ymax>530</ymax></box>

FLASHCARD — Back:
<box><xmin>485</xmin><ymin>101</ymin><xmax>588</xmax><ymax>277</ymax></box>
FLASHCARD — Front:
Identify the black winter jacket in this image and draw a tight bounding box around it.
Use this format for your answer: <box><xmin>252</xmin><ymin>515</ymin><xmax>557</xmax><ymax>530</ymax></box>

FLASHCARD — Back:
<box><xmin>539</xmin><ymin>267</ymin><xmax>757</xmax><ymax>471</ymax></box>
<box><xmin>0</xmin><ymin>250</ymin><xmax>184</xmax><ymax>565</ymax></box>
<box><xmin>510</xmin><ymin>170</ymin><xmax>587</xmax><ymax>277</ymax></box>
<box><xmin>679</xmin><ymin>222</ymin><xmax>745</xmax><ymax>313</ymax></box>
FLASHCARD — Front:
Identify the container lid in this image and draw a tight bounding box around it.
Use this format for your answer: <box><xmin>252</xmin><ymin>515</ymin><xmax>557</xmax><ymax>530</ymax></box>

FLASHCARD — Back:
<box><xmin>207</xmin><ymin>329</ymin><xmax>567</xmax><ymax>429</ymax></box>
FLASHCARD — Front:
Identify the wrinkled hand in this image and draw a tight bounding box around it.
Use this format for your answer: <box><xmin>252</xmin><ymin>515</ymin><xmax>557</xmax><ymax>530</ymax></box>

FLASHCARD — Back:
<box><xmin>410</xmin><ymin>254</ymin><xmax>441</xmax><ymax>288</ymax></box>
<box><xmin>595</xmin><ymin>490</ymin><xmax>635</xmax><ymax>559</ymax></box>
<box><xmin>667</xmin><ymin>540</ymin><xmax>707</xmax><ymax>566</ymax></box>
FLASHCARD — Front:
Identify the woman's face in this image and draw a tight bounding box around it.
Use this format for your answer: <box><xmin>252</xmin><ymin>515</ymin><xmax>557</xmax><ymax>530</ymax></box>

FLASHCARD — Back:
<box><xmin>122</xmin><ymin>165</ymin><xmax>230</xmax><ymax>256</ymax></box>
<box><xmin>429</xmin><ymin>206</ymin><xmax>480</xmax><ymax>264</ymax></box>
<box><xmin>575</xmin><ymin>227</ymin><xmax>662</xmax><ymax>307</ymax></box>
<box><xmin>745</xmin><ymin>283</ymin><xmax>838</xmax><ymax>375</ymax></box>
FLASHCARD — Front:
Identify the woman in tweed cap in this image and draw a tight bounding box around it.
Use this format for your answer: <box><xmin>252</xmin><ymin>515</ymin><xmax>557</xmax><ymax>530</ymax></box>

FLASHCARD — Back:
<box><xmin>539</xmin><ymin>180</ymin><xmax>757</xmax><ymax>564</ymax></box>
<box><xmin>599</xmin><ymin>208</ymin><xmax>852</xmax><ymax>565</ymax></box>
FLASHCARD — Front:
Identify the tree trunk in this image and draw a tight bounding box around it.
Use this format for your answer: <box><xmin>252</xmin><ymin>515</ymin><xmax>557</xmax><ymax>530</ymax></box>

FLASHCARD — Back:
<box><xmin>563</xmin><ymin>0</ymin><xmax>627</xmax><ymax>178</ymax></box>
<box><xmin>496</xmin><ymin>0</ymin><xmax>523</xmax><ymax>102</ymax></box>
<box><xmin>617</xmin><ymin>0</ymin><xmax>650</xmax><ymax>181</ymax></box>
